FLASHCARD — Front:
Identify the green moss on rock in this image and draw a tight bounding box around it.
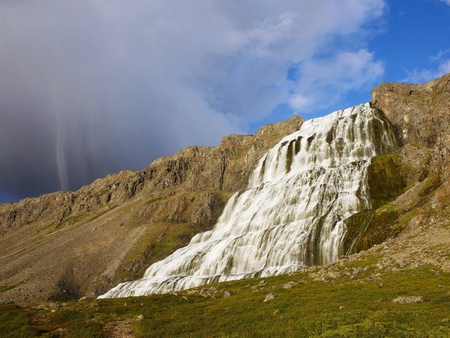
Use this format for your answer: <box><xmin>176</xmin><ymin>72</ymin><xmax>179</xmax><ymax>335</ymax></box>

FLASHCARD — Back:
<box><xmin>343</xmin><ymin>154</ymin><xmax>406</xmax><ymax>255</ymax></box>
<box><xmin>367</xmin><ymin>154</ymin><xmax>405</xmax><ymax>208</ymax></box>
<box><xmin>343</xmin><ymin>211</ymin><xmax>374</xmax><ymax>255</ymax></box>
<box><xmin>362</xmin><ymin>207</ymin><xmax>401</xmax><ymax>251</ymax></box>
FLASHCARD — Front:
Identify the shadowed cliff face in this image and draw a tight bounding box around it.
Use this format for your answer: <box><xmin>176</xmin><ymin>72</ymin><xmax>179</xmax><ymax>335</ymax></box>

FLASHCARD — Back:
<box><xmin>0</xmin><ymin>116</ymin><xmax>303</xmax><ymax>303</ymax></box>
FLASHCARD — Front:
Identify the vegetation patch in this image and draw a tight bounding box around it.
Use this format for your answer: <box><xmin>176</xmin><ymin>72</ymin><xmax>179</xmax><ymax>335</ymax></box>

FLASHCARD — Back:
<box><xmin>145</xmin><ymin>196</ymin><xmax>167</xmax><ymax>205</ymax></box>
<box><xmin>418</xmin><ymin>174</ymin><xmax>441</xmax><ymax>198</ymax></box>
<box><xmin>5</xmin><ymin>265</ymin><xmax>450</xmax><ymax>337</ymax></box>
<box><xmin>376</xmin><ymin>203</ymin><xmax>397</xmax><ymax>214</ymax></box>
<box><xmin>0</xmin><ymin>285</ymin><xmax>16</xmax><ymax>293</ymax></box>
<box><xmin>236</xmin><ymin>146</ymin><xmax>251</xmax><ymax>154</ymax></box>
<box><xmin>367</xmin><ymin>154</ymin><xmax>405</xmax><ymax>208</ymax></box>
<box><xmin>410</xmin><ymin>95</ymin><xmax>426</xmax><ymax>103</ymax></box>
<box><xmin>86</xmin><ymin>206</ymin><xmax>118</xmax><ymax>223</ymax></box>
<box><xmin>55</xmin><ymin>216</ymin><xmax>81</xmax><ymax>230</ymax></box>
<box><xmin>52</xmin><ymin>309</ymin><xmax>103</xmax><ymax>337</ymax></box>
<box><xmin>0</xmin><ymin>281</ymin><xmax>25</xmax><ymax>294</ymax></box>
<box><xmin>0</xmin><ymin>304</ymin><xmax>40</xmax><ymax>337</ymax></box>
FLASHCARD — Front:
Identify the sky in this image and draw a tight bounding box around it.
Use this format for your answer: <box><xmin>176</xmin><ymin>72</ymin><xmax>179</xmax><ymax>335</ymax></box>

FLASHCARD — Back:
<box><xmin>1</xmin><ymin>0</ymin><xmax>450</xmax><ymax>203</ymax></box>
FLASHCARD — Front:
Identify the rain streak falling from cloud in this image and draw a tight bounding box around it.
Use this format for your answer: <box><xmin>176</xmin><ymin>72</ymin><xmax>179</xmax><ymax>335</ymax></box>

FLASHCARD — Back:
<box><xmin>0</xmin><ymin>0</ymin><xmax>386</xmax><ymax>202</ymax></box>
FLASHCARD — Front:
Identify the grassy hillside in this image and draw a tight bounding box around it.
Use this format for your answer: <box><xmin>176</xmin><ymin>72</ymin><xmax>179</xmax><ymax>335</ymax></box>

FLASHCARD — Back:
<box><xmin>2</xmin><ymin>253</ymin><xmax>450</xmax><ymax>337</ymax></box>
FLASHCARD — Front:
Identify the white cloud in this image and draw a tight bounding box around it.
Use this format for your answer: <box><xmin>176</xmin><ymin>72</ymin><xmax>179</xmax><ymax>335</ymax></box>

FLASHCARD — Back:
<box><xmin>0</xmin><ymin>0</ymin><xmax>387</xmax><ymax>199</ymax></box>
<box><xmin>404</xmin><ymin>50</ymin><xmax>450</xmax><ymax>84</ymax></box>
<box><xmin>288</xmin><ymin>49</ymin><xmax>384</xmax><ymax>113</ymax></box>
<box><xmin>440</xmin><ymin>59</ymin><xmax>450</xmax><ymax>73</ymax></box>
<box><xmin>289</xmin><ymin>94</ymin><xmax>313</xmax><ymax>112</ymax></box>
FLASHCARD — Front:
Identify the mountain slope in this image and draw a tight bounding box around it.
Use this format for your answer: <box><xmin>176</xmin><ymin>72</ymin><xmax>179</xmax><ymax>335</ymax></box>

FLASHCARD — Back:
<box><xmin>0</xmin><ymin>116</ymin><xmax>303</xmax><ymax>303</ymax></box>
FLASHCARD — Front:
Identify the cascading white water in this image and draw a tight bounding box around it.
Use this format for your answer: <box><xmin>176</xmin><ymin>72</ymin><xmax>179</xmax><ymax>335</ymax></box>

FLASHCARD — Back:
<box><xmin>99</xmin><ymin>103</ymin><xmax>397</xmax><ymax>298</ymax></box>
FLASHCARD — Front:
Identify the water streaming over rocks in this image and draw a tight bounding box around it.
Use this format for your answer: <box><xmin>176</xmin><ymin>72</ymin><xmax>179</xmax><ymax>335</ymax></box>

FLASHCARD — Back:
<box><xmin>99</xmin><ymin>103</ymin><xmax>397</xmax><ymax>298</ymax></box>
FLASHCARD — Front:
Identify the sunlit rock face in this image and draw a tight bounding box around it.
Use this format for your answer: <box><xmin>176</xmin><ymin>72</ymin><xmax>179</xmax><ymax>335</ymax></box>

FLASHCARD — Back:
<box><xmin>99</xmin><ymin>103</ymin><xmax>397</xmax><ymax>298</ymax></box>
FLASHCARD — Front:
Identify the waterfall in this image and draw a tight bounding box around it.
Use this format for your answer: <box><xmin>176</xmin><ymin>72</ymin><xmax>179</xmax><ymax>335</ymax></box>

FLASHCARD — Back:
<box><xmin>99</xmin><ymin>103</ymin><xmax>397</xmax><ymax>298</ymax></box>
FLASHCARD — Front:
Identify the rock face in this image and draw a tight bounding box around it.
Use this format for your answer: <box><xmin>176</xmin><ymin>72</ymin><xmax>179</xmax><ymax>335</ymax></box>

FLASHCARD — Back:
<box><xmin>371</xmin><ymin>73</ymin><xmax>450</xmax><ymax>180</ymax></box>
<box><xmin>0</xmin><ymin>116</ymin><xmax>303</xmax><ymax>303</ymax></box>
<box><xmin>351</xmin><ymin>73</ymin><xmax>450</xmax><ymax>252</ymax></box>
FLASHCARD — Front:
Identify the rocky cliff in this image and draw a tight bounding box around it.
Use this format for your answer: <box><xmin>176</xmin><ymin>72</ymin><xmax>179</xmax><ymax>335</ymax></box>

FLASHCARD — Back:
<box><xmin>352</xmin><ymin>73</ymin><xmax>450</xmax><ymax>251</ymax></box>
<box><xmin>0</xmin><ymin>116</ymin><xmax>304</xmax><ymax>303</ymax></box>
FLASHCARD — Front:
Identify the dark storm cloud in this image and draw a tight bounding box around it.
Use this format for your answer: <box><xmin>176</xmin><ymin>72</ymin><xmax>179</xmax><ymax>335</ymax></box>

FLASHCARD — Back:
<box><xmin>0</xmin><ymin>0</ymin><xmax>385</xmax><ymax>202</ymax></box>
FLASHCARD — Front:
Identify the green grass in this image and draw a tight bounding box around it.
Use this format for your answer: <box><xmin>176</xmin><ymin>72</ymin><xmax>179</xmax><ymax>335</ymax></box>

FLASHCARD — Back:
<box><xmin>2</xmin><ymin>265</ymin><xmax>450</xmax><ymax>337</ymax></box>
<box><xmin>145</xmin><ymin>197</ymin><xmax>167</xmax><ymax>205</ymax></box>
<box><xmin>53</xmin><ymin>310</ymin><xmax>103</xmax><ymax>338</ymax></box>
<box><xmin>410</xmin><ymin>95</ymin><xmax>426</xmax><ymax>103</ymax></box>
<box><xmin>86</xmin><ymin>206</ymin><xmax>118</xmax><ymax>223</ymax></box>
<box><xmin>377</xmin><ymin>203</ymin><xmax>396</xmax><ymax>213</ymax></box>
<box><xmin>55</xmin><ymin>216</ymin><xmax>81</xmax><ymax>230</ymax></box>
<box><xmin>131</xmin><ymin>267</ymin><xmax>450</xmax><ymax>337</ymax></box>
<box><xmin>0</xmin><ymin>285</ymin><xmax>16</xmax><ymax>293</ymax></box>
<box><xmin>0</xmin><ymin>304</ymin><xmax>40</xmax><ymax>337</ymax></box>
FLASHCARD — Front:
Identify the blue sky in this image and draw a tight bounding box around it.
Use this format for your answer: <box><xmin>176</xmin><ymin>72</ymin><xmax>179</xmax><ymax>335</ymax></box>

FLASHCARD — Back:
<box><xmin>1</xmin><ymin>0</ymin><xmax>450</xmax><ymax>203</ymax></box>
<box><xmin>253</xmin><ymin>0</ymin><xmax>450</xmax><ymax>128</ymax></box>
<box><xmin>374</xmin><ymin>0</ymin><xmax>450</xmax><ymax>82</ymax></box>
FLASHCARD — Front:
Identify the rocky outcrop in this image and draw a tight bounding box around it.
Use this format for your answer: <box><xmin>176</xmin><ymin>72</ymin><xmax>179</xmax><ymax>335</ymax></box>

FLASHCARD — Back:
<box><xmin>0</xmin><ymin>115</ymin><xmax>303</xmax><ymax>303</ymax></box>
<box><xmin>371</xmin><ymin>73</ymin><xmax>450</xmax><ymax>178</ymax></box>
<box><xmin>351</xmin><ymin>73</ymin><xmax>450</xmax><ymax>252</ymax></box>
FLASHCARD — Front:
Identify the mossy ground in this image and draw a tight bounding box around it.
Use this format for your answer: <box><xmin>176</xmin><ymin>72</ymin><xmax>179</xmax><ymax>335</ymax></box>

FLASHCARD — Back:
<box><xmin>2</xmin><ymin>263</ymin><xmax>450</xmax><ymax>337</ymax></box>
